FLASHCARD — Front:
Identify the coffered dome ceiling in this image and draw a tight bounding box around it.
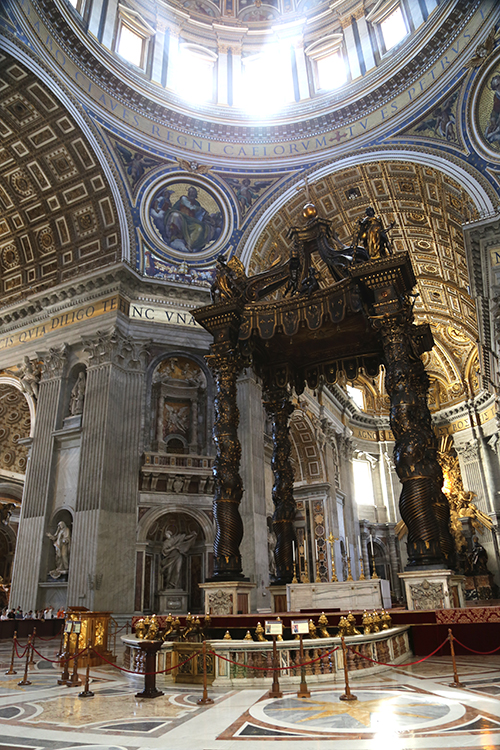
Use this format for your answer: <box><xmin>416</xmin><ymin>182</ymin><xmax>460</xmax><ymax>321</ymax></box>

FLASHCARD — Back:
<box><xmin>1</xmin><ymin>0</ymin><xmax>498</xmax><ymax>420</ymax></box>
<box><xmin>0</xmin><ymin>53</ymin><xmax>122</xmax><ymax>307</ymax></box>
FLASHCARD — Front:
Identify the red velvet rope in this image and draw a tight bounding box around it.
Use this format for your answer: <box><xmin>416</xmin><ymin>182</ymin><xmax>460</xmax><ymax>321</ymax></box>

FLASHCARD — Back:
<box><xmin>210</xmin><ymin>646</ymin><xmax>339</xmax><ymax>672</ymax></box>
<box><xmin>14</xmin><ymin>641</ymin><xmax>29</xmax><ymax>659</ymax></box>
<box><xmin>30</xmin><ymin>645</ymin><xmax>71</xmax><ymax>664</ymax></box>
<box><xmin>36</xmin><ymin>631</ymin><xmax>64</xmax><ymax>642</ymax></box>
<box><xmin>347</xmin><ymin>637</ymin><xmax>449</xmax><ymax>667</ymax></box>
<box><xmin>89</xmin><ymin>647</ymin><xmax>198</xmax><ymax>676</ymax></box>
<box><xmin>451</xmin><ymin>637</ymin><xmax>500</xmax><ymax>655</ymax></box>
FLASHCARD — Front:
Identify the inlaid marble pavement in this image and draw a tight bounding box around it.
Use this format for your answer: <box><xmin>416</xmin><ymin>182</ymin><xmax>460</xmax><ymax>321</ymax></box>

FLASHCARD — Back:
<box><xmin>0</xmin><ymin>639</ymin><xmax>499</xmax><ymax>749</ymax></box>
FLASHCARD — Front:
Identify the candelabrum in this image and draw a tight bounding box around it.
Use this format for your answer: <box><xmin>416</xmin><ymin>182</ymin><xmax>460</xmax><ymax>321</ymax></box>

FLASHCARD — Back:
<box><xmin>359</xmin><ymin>556</ymin><xmax>366</xmax><ymax>580</ymax></box>
<box><xmin>302</xmin><ymin>555</ymin><xmax>310</xmax><ymax>584</ymax></box>
<box><xmin>346</xmin><ymin>554</ymin><xmax>354</xmax><ymax>581</ymax></box>
<box><xmin>370</xmin><ymin>551</ymin><xmax>379</xmax><ymax>579</ymax></box>
<box><xmin>315</xmin><ymin>557</ymin><xmax>321</xmax><ymax>583</ymax></box>
<box><xmin>292</xmin><ymin>560</ymin><xmax>298</xmax><ymax>584</ymax></box>
<box><xmin>328</xmin><ymin>533</ymin><xmax>338</xmax><ymax>582</ymax></box>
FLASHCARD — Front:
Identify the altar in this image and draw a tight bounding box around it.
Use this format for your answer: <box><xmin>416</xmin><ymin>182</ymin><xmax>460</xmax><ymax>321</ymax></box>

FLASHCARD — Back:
<box><xmin>286</xmin><ymin>579</ymin><xmax>392</xmax><ymax>612</ymax></box>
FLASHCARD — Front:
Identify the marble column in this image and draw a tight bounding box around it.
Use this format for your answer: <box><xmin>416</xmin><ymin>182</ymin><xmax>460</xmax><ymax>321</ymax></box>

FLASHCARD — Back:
<box><xmin>341</xmin><ymin>20</ymin><xmax>361</xmax><ymax>80</ymax></box>
<box><xmin>166</xmin><ymin>26</ymin><xmax>181</xmax><ymax>91</ymax></box>
<box><xmin>374</xmin><ymin>302</ymin><xmax>454</xmax><ymax>568</ymax></box>
<box><xmin>217</xmin><ymin>45</ymin><xmax>229</xmax><ymax>106</ymax></box>
<box><xmin>263</xmin><ymin>385</ymin><xmax>295</xmax><ymax>585</ymax></box>
<box><xmin>237</xmin><ymin>369</ymin><xmax>269</xmax><ymax>609</ymax></box>
<box><xmin>67</xmin><ymin>329</ymin><xmax>148</xmax><ymax>613</ymax></box>
<box><xmin>101</xmin><ymin>0</ymin><xmax>119</xmax><ymax>50</ymax></box>
<box><xmin>293</xmin><ymin>40</ymin><xmax>310</xmax><ymax>100</ymax></box>
<box><xmin>9</xmin><ymin>345</ymin><xmax>69</xmax><ymax>612</ymax></box>
<box><xmin>151</xmin><ymin>22</ymin><xmax>167</xmax><ymax>85</ymax></box>
<box><xmin>205</xmin><ymin>345</ymin><xmax>245</xmax><ymax>580</ymax></box>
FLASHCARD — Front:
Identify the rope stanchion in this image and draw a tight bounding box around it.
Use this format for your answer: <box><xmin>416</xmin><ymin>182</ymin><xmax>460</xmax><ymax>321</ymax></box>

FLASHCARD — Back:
<box><xmin>448</xmin><ymin>629</ymin><xmax>463</xmax><ymax>688</ymax></box>
<box><xmin>297</xmin><ymin>634</ymin><xmax>310</xmax><ymax>699</ymax></box>
<box><xmin>18</xmin><ymin>635</ymin><xmax>32</xmax><ymax>686</ymax></box>
<box><xmin>68</xmin><ymin>629</ymin><xmax>82</xmax><ymax>687</ymax></box>
<box><xmin>347</xmin><ymin>637</ymin><xmax>449</xmax><ymax>668</ymax></box>
<box><xmin>5</xmin><ymin>631</ymin><xmax>17</xmax><ymax>675</ymax></box>
<box><xmin>269</xmin><ymin>635</ymin><xmax>283</xmax><ymax>699</ymax></box>
<box><xmin>78</xmin><ymin>642</ymin><xmax>94</xmax><ymax>698</ymax></box>
<box><xmin>58</xmin><ymin>622</ymin><xmax>73</xmax><ymax>685</ymax></box>
<box><xmin>28</xmin><ymin>627</ymin><xmax>36</xmax><ymax>668</ymax></box>
<box><xmin>339</xmin><ymin>636</ymin><xmax>356</xmax><ymax>702</ymax></box>
<box><xmin>197</xmin><ymin>640</ymin><xmax>214</xmax><ymax>705</ymax></box>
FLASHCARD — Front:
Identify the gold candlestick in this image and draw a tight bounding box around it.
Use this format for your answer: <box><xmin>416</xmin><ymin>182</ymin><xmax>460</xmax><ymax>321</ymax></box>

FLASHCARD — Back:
<box><xmin>303</xmin><ymin>555</ymin><xmax>310</xmax><ymax>584</ymax></box>
<box><xmin>359</xmin><ymin>556</ymin><xmax>366</xmax><ymax>580</ymax></box>
<box><xmin>315</xmin><ymin>558</ymin><xmax>321</xmax><ymax>582</ymax></box>
<box><xmin>292</xmin><ymin>560</ymin><xmax>298</xmax><ymax>583</ymax></box>
<box><xmin>371</xmin><ymin>551</ymin><xmax>379</xmax><ymax>579</ymax></box>
<box><xmin>346</xmin><ymin>554</ymin><xmax>354</xmax><ymax>581</ymax></box>
<box><xmin>328</xmin><ymin>533</ymin><xmax>338</xmax><ymax>582</ymax></box>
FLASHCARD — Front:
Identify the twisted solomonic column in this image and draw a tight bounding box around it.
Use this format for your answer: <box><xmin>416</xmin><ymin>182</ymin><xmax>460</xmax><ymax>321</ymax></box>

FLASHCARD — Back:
<box><xmin>373</xmin><ymin>301</ymin><xmax>455</xmax><ymax>569</ymax></box>
<box><xmin>206</xmin><ymin>346</ymin><xmax>245</xmax><ymax>580</ymax></box>
<box><xmin>263</xmin><ymin>386</ymin><xmax>296</xmax><ymax>585</ymax></box>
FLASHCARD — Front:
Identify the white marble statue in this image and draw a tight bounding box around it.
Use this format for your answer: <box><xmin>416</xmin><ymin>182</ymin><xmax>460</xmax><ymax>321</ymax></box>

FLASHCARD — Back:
<box><xmin>46</xmin><ymin>521</ymin><xmax>71</xmax><ymax>578</ymax></box>
<box><xmin>19</xmin><ymin>356</ymin><xmax>40</xmax><ymax>401</ymax></box>
<box><xmin>160</xmin><ymin>529</ymin><xmax>197</xmax><ymax>589</ymax></box>
<box><xmin>69</xmin><ymin>371</ymin><xmax>86</xmax><ymax>415</ymax></box>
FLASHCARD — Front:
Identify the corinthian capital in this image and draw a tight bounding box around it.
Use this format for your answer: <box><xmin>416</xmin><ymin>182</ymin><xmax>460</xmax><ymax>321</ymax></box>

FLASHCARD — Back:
<box><xmin>40</xmin><ymin>343</ymin><xmax>69</xmax><ymax>380</ymax></box>
<box><xmin>82</xmin><ymin>329</ymin><xmax>150</xmax><ymax>371</ymax></box>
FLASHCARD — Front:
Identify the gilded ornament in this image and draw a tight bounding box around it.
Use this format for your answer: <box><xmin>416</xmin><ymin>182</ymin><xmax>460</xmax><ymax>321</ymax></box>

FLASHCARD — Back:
<box><xmin>223</xmin><ymin>630</ymin><xmax>232</xmax><ymax>640</ymax></box>
<box><xmin>135</xmin><ymin>619</ymin><xmax>146</xmax><ymax>639</ymax></box>
<box><xmin>318</xmin><ymin>612</ymin><xmax>330</xmax><ymax>638</ymax></box>
<box><xmin>255</xmin><ymin>622</ymin><xmax>267</xmax><ymax>642</ymax></box>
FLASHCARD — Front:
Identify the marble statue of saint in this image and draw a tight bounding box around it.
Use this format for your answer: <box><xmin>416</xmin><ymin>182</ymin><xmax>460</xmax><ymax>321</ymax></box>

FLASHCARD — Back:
<box><xmin>19</xmin><ymin>356</ymin><xmax>40</xmax><ymax>401</ymax></box>
<box><xmin>69</xmin><ymin>372</ymin><xmax>86</xmax><ymax>415</ymax></box>
<box><xmin>355</xmin><ymin>207</ymin><xmax>394</xmax><ymax>260</ymax></box>
<box><xmin>161</xmin><ymin>529</ymin><xmax>197</xmax><ymax>589</ymax></box>
<box><xmin>46</xmin><ymin>521</ymin><xmax>71</xmax><ymax>577</ymax></box>
<box><xmin>267</xmin><ymin>528</ymin><xmax>277</xmax><ymax>578</ymax></box>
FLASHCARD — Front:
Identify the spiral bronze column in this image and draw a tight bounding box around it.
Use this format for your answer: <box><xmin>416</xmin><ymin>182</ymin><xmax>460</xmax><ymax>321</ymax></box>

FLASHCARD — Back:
<box><xmin>374</xmin><ymin>302</ymin><xmax>454</xmax><ymax>569</ymax></box>
<box><xmin>263</xmin><ymin>386</ymin><xmax>296</xmax><ymax>585</ymax></box>
<box><xmin>206</xmin><ymin>345</ymin><xmax>245</xmax><ymax>580</ymax></box>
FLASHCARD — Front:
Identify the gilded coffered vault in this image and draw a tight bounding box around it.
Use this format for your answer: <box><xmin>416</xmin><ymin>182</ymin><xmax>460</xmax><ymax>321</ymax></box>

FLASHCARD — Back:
<box><xmin>0</xmin><ymin>53</ymin><xmax>122</xmax><ymax>306</ymax></box>
<box><xmin>249</xmin><ymin>162</ymin><xmax>481</xmax><ymax>412</ymax></box>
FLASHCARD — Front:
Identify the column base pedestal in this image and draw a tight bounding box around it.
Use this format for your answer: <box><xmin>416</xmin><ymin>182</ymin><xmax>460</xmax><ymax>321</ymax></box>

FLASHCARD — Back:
<box><xmin>399</xmin><ymin>569</ymin><xmax>465</xmax><ymax>610</ymax></box>
<box><xmin>158</xmin><ymin>589</ymin><xmax>188</xmax><ymax>615</ymax></box>
<box><xmin>199</xmin><ymin>581</ymin><xmax>256</xmax><ymax>615</ymax></box>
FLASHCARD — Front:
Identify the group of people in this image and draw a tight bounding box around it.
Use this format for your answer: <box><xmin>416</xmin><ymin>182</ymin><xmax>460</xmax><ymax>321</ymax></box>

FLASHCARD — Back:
<box><xmin>0</xmin><ymin>606</ymin><xmax>65</xmax><ymax>620</ymax></box>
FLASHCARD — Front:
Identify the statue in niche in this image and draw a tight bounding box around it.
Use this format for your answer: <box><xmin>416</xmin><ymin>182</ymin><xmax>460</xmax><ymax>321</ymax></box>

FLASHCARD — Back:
<box><xmin>69</xmin><ymin>372</ymin><xmax>86</xmax><ymax>415</ymax></box>
<box><xmin>19</xmin><ymin>356</ymin><xmax>40</xmax><ymax>401</ymax></box>
<box><xmin>470</xmin><ymin>536</ymin><xmax>490</xmax><ymax>575</ymax></box>
<box><xmin>160</xmin><ymin>529</ymin><xmax>197</xmax><ymax>589</ymax></box>
<box><xmin>354</xmin><ymin>207</ymin><xmax>394</xmax><ymax>260</ymax></box>
<box><xmin>268</xmin><ymin>527</ymin><xmax>277</xmax><ymax>578</ymax></box>
<box><xmin>46</xmin><ymin>520</ymin><xmax>71</xmax><ymax>578</ymax></box>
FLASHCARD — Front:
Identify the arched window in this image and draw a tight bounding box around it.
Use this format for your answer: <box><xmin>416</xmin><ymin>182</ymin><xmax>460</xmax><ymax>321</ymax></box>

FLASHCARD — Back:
<box><xmin>176</xmin><ymin>44</ymin><xmax>217</xmax><ymax>104</ymax></box>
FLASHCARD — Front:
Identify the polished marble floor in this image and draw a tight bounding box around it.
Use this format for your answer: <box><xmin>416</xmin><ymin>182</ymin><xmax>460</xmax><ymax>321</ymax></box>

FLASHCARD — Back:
<box><xmin>0</xmin><ymin>636</ymin><xmax>499</xmax><ymax>749</ymax></box>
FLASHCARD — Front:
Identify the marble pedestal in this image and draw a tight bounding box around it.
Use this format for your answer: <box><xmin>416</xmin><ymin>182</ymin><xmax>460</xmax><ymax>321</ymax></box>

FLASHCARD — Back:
<box><xmin>399</xmin><ymin>569</ymin><xmax>466</xmax><ymax>610</ymax></box>
<box><xmin>286</xmin><ymin>579</ymin><xmax>391</xmax><ymax>612</ymax></box>
<box><xmin>199</xmin><ymin>581</ymin><xmax>256</xmax><ymax>615</ymax></box>
<box><xmin>158</xmin><ymin>589</ymin><xmax>188</xmax><ymax>614</ymax></box>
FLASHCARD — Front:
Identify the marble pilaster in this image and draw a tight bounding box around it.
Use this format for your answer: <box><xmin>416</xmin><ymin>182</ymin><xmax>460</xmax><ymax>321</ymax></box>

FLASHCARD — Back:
<box><xmin>9</xmin><ymin>345</ymin><xmax>68</xmax><ymax>612</ymax></box>
<box><xmin>237</xmin><ymin>370</ymin><xmax>269</xmax><ymax>610</ymax></box>
<box><xmin>67</xmin><ymin>329</ymin><xmax>148</xmax><ymax>613</ymax></box>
